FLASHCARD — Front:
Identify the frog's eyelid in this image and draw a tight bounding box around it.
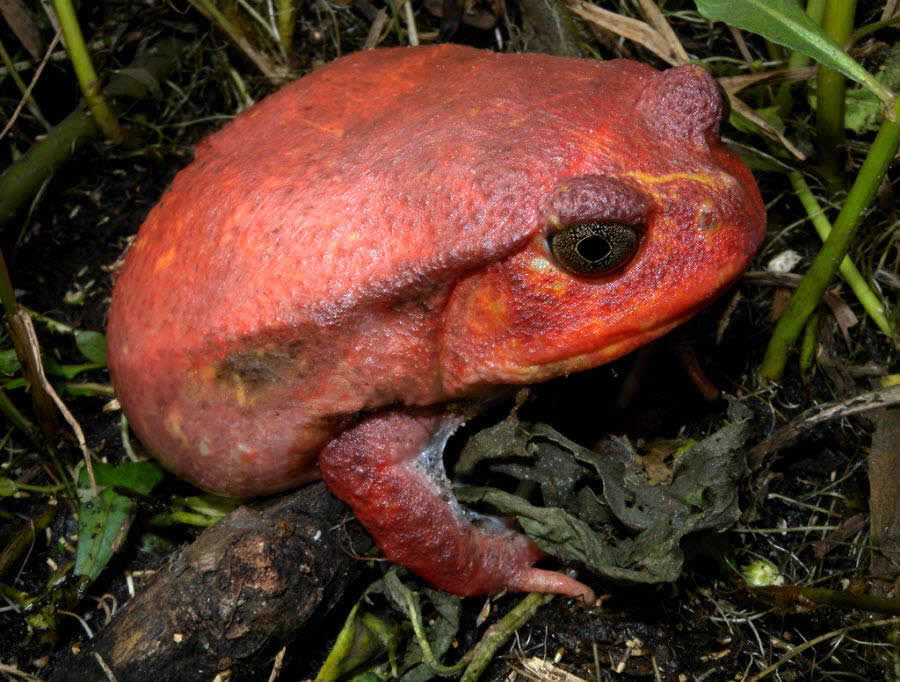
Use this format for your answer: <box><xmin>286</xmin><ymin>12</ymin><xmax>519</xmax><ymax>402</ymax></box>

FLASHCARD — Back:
<box><xmin>543</xmin><ymin>175</ymin><xmax>651</xmax><ymax>232</ymax></box>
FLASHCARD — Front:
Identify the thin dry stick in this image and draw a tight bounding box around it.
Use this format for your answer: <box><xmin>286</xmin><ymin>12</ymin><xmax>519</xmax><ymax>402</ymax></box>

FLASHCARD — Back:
<box><xmin>748</xmin><ymin>617</ymin><xmax>899</xmax><ymax>681</ymax></box>
<box><xmin>0</xmin><ymin>30</ymin><xmax>60</xmax><ymax>141</ymax></box>
<box><xmin>93</xmin><ymin>653</ymin><xmax>118</xmax><ymax>682</ymax></box>
<box><xmin>267</xmin><ymin>646</ymin><xmax>287</xmax><ymax>682</ymax></box>
<box><xmin>727</xmin><ymin>25</ymin><xmax>754</xmax><ymax>63</ymax></box>
<box><xmin>14</xmin><ymin>309</ymin><xmax>97</xmax><ymax>494</ymax></box>
<box><xmin>566</xmin><ymin>0</ymin><xmax>679</xmax><ymax>65</ymax></box>
<box><xmin>362</xmin><ymin>8</ymin><xmax>389</xmax><ymax>50</ymax></box>
<box><xmin>402</xmin><ymin>0</ymin><xmax>418</xmax><ymax>45</ymax></box>
<box><xmin>748</xmin><ymin>383</ymin><xmax>900</xmax><ymax>468</ymax></box>
<box><xmin>634</xmin><ymin>0</ymin><xmax>690</xmax><ymax>64</ymax></box>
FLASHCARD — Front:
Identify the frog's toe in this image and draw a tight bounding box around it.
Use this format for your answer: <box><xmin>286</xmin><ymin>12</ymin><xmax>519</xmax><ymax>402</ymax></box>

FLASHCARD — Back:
<box><xmin>507</xmin><ymin>566</ymin><xmax>595</xmax><ymax>604</ymax></box>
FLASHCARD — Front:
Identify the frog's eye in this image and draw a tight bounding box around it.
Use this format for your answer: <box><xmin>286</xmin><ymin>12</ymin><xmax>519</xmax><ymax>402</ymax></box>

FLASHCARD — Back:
<box><xmin>548</xmin><ymin>221</ymin><xmax>641</xmax><ymax>277</ymax></box>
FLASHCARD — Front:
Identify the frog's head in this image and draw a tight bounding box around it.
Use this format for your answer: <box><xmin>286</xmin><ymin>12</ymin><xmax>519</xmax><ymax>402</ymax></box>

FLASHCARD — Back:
<box><xmin>441</xmin><ymin>65</ymin><xmax>766</xmax><ymax>392</ymax></box>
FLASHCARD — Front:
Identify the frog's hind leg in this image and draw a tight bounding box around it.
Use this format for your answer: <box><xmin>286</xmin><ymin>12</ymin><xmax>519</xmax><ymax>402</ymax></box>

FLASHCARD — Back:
<box><xmin>318</xmin><ymin>409</ymin><xmax>594</xmax><ymax>602</ymax></box>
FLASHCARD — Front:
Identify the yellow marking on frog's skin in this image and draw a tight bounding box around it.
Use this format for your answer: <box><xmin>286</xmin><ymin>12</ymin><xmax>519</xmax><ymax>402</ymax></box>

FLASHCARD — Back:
<box><xmin>164</xmin><ymin>409</ymin><xmax>189</xmax><ymax>447</ymax></box>
<box><xmin>154</xmin><ymin>247</ymin><xmax>177</xmax><ymax>272</ymax></box>
<box><xmin>528</xmin><ymin>257</ymin><xmax>551</xmax><ymax>273</ymax></box>
<box><xmin>467</xmin><ymin>288</ymin><xmax>508</xmax><ymax>334</ymax></box>
<box><xmin>234</xmin><ymin>378</ymin><xmax>247</xmax><ymax>408</ymax></box>
<box><xmin>624</xmin><ymin>170</ymin><xmax>736</xmax><ymax>191</ymax></box>
<box><xmin>198</xmin><ymin>440</ymin><xmax>210</xmax><ymax>457</ymax></box>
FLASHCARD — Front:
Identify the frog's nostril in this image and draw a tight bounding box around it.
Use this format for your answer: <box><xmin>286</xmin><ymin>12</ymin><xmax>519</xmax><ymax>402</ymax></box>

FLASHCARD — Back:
<box><xmin>697</xmin><ymin>210</ymin><xmax>718</xmax><ymax>232</ymax></box>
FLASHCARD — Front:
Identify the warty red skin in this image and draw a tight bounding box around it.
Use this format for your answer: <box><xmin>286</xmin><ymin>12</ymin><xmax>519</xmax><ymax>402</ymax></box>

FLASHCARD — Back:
<box><xmin>106</xmin><ymin>45</ymin><xmax>765</xmax><ymax>599</ymax></box>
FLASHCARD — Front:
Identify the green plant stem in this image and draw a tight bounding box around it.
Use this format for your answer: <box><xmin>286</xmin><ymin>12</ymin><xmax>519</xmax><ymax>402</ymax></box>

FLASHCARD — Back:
<box><xmin>51</xmin><ymin>0</ymin><xmax>122</xmax><ymax>142</ymax></box>
<box><xmin>815</xmin><ymin>0</ymin><xmax>856</xmax><ymax>189</ymax></box>
<box><xmin>799</xmin><ymin>312</ymin><xmax>818</xmax><ymax>374</ymax></box>
<box><xmin>760</xmin><ymin>97</ymin><xmax>900</xmax><ymax>381</ymax></box>
<box><xmin>788</xmin><ymin>171</ymin><xmax>892</xmax><ymax>335</ymax></box>
<box><xmin>774</xmin><ymin>0</ymin><xmax>826</xmax><ymax>115</ymax></box>
<box><xmin>0</xmin><ymin>39</ymin><xmax>183</xmax><ymax>228</ymax></box>
<box><xmin>277</xmin><ymin>0</ymin><xmax>298</xmax><ymax>53</ymax></box>
<box><xmin>760</xmin><ymin>584</ymin><xmax>900</xmax><ymax>615</ymax></box>
<box><xmin>405</xmin><ymin>591</ymin><xmax>469</xmax><ymax>675</ymax></box>
<box><xmin>461</xmin><ymin>592</ymin><xmax>555</xmax><ymax>682</ymax></box>
<box><xmin>0</xmin><ymin>387</ymin><xmax>39</xmax><ymax>446</ymax></box>
<box><xmin>0</xmin><ymin>504</ymin><xmax>57</xmax><ymax>579</ymax></box>
<box><xmin>0</xmin><ymin>110</ymin><xmax>96</xmax><ymax>227</ymax></box>
<box><xmin>6</xmin><ymin>479</ymin><xmax>68</xmax><ymax>494</ymax></box>
<box><xmin>0</xmin><ymin>248</ymin><xmax>16</xmax><ymax>317</ymax></box>
<box><xmin>850</xmin><ymin>15</ymin><xmax>900</xmax><ymax>44</ymax></box>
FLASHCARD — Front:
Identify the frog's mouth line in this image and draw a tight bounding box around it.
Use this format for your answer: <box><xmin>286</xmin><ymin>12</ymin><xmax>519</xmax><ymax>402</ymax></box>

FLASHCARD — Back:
<box><xmin>507</xmin><ymin>310</ymin><xmax>697</xmax><ymax>385</ymax></box>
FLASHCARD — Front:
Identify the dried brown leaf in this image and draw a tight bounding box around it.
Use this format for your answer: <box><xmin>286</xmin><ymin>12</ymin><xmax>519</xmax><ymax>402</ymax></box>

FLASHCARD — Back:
<box><xmin>0</xmin><ymin>0</ymin><xmax>44</xmax><ymax>61</ymax></box>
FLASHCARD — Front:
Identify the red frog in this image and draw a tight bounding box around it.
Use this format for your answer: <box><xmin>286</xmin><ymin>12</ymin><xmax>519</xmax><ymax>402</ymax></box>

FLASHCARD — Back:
<box><xmin>106</xmin><ymin>45</ymin><xmax>765</xmax><ymax>602</ymax></box>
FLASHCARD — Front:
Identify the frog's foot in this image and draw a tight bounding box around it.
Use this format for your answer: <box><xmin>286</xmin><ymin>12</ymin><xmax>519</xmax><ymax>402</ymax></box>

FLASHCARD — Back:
<box><xmin>318</xmin><ymin>409</ymin><xmax>594</xmax><ymax>603</ymax></box>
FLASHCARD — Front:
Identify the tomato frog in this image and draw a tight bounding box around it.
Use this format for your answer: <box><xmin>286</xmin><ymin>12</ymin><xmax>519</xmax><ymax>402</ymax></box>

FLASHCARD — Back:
<box><xmin>107</xmin><ymin>45</ymin><xmax>765</xmax><ymax>602</ymax></box>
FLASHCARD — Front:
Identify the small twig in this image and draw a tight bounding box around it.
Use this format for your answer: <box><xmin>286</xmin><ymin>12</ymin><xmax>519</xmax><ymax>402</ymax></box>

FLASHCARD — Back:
<box><xmin>12</xmin><ymin>309</ymin><xmax>97</xmax><ymax>495</ymax></box>
<box><xmin>402</xmin><ymin>0</ymin><xmax>418</xmax><ymax>45</ymax></box>
<box><xmin>787</xmin><ymin>170</ymin><xmax>891</xmax><ymax>335</ymax></box>
<box><xmin>0</xmin><ymin>30</ymin><xmax>60</xmax><ymax>142</ymax></box>
<box><xmin>362</xmin><ymin>9</ymin><xmax>389</xmax><ymax>50</ymax></box>
<box><xmin>566</xmin><ymin>0</ymin><xmax>681</xmax><ymax>65</ymax></box>
<box><xmin>748</xmin><ymin>384</ymin><xmax>900</xmax><ymax>469</ymax></box>
<box><xmin>186</xmin><ymin>0</ymin><xmax>287</xmax><ymax>83</ymax></box>
<box><xmin>93</xmin><ymin>653</ymin><xmax>118</xmax><ymax>682</ymax></box>
<box><xmin>462</xmin><ymin>592</ymin><xmax>555</xmax><ymax>682</ymax></box>
<box><xmin>267</xmin><ymin>646</ymin><xmax>286</xmax><ymax>682</ymax></box>
<box><xmin>748</xmin><ymin>617</ymin><xmax>899</xmax><ymax>681</ymax></box>
<box><xmin>634</xmin><ymin>0</ymin><xmax>690</xmax><ymax>64</ymax></box>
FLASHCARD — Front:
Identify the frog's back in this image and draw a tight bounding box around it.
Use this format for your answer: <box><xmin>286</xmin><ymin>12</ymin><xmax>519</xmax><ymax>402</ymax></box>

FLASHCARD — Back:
<box><xmin>111</xmin><ymin>46</ymin><xmax>660</xmax><ymax>355</ymax></box>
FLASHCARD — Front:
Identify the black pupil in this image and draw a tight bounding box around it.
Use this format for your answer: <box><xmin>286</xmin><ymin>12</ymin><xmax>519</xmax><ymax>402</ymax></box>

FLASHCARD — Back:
<box><xmin>576</xmin><ymin>234</ymin><xmax>611</xmax><ymax>262</ymax></box>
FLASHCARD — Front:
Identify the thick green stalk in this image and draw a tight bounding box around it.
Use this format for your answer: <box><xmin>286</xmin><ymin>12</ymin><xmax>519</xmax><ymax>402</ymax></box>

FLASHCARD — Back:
<box><xmin>0</xmin><ymin>39</ymin><xmax>183</xmax><ymax>228</ymax></box>
<box><xmin>815</xmin><ymin>0</ymin><xmax>856</xmax><ymax>188</ymax></box>
<box><xmin>0</xmin><ymin>111</ymin><xmax>97</xmax><ymax>227</ymax></box>
<box><xmin>788</xmin><ymin>171</ymin><xmax>892</xmax><ymax>335</ymax></box>
<box><xmin>51</xmin><ymin>0</ymin><xmax>122</xmax><ymax>142</ymax></box>
<box><xmin>760</xmin><ymin>98</ymin><xmax>900</xmax><ymax>381</ymax></box>
<box><xmin>277</xmin><ymin>0</ymin><xmax>298</xmax><ymax>53</ymax></box>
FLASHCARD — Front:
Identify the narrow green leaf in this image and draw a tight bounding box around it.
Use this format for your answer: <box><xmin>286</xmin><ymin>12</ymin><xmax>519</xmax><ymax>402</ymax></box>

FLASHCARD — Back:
<box><xmin>696</xmin><ymin>0</ymin><xmax>895</xmax><ymax>112</ymax></box>
<box><xmin>41</xmin><ymin>355</ymin><xmax>102</xmax><ymax>380</ymax></box>
<box><xmin>75</xmin><ymin>330</ymin><xmax>107</xmax><ymax>365</ymax></box>
<box><xmin>74</xmin><ymin>461</ymin><xmax>164</xmax><ymax>582</ymax></box>
<box><xmin>0</xmin><ymin>349</ymin><xmax>20</xmax><ymax>376</ymax></box>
